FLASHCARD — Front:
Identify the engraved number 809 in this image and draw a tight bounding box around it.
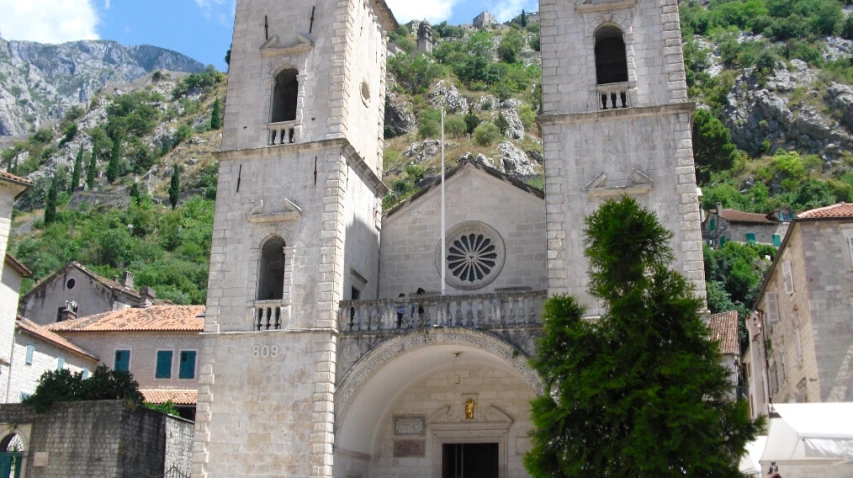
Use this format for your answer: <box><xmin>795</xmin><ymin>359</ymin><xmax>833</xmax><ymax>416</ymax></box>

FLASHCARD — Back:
<box><xmin>252</xmin><ymin>345</ymin><xmax>279</xmax><ymax>358</ymax></box>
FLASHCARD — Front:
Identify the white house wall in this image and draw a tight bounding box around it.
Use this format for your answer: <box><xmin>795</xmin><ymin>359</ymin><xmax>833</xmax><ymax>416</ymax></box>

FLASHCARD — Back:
<box><xmin>6</xmin><ymin>334</ymin><xmax>96</xmax><ymax>403</ymax></box>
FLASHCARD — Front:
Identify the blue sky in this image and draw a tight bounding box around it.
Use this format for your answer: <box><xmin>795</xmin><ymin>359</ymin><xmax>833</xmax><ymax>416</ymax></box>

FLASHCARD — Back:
<box><xmin>0</xmin><ymin>0</ymin><xmax>537</xmax><ymax>71</ymax></box>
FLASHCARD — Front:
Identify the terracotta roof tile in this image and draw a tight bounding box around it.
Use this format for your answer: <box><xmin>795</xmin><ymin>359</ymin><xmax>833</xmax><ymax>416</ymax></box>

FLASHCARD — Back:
<box><xmin>0</xmin><ymin>171</ymin><xmax>32</xmax><ymax>186</ymax></box>
<box><xmin>47</xmin><ymin>306</ymin><xmax>205</xmax><ymax>333</ymax></box>
<box><xmin>713</xmin><ymin>208</ymin><xmax>777</xmax><ymax>224</ymax></box>
<box><xmin>140</xmin><ymin>389</ymin><xmax>198</xmax><ymax>405</ymax></box>
<box><xmin>797</xmin><ymin>203</ymin><xmax>853</xmax><ymax>219</ymax></box>
<box><xmin>16</xmin><ymin>317</ymin><xmax>98</xmax><ymax>361</ymax></box>
<box><xmin>709</xmin><ymin>310</ymin><xmax>739</xmax><ymax>356</ymax></box>
<box><xmin>4</xmin><ymin>254</ymin><xmax>32</xmax><ymax>277</ymax></box>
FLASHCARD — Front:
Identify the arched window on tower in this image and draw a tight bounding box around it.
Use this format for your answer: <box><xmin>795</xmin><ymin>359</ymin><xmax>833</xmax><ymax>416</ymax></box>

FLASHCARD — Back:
<box><xmin>595</xmin><ymin>25</ymin><xmax>629</xmax><ymax>109</ymax></box>
<box><xmin>269</xmin><ymin>68</ymin><xmax>298</xmax><ymax>144</ymax></box>
<box><xmin>257</xmin><ymin>236</ymin><xmax>286</xmax><ymax>301</ymax></box>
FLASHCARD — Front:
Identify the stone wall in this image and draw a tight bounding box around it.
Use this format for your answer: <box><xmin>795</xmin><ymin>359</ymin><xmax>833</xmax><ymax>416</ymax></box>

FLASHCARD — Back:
<box><xmin>7</xmin><ymin>331</ymin><xmax>96</xmax><ymax>403</ymax></box>
<box><xmin>0</xmin><ymin>401</ymin><xmax>193</xmax><ymax>477</ymax></box>
<box><xmin>57</xmin><ymin>331</ymin><xmax>200</xmax><ymax>389</ymax></box>
<box><xmin>379</xmin><ymin>167</ymin><xmax>547</xmax><ymax>298</ymax></box>
<box><xmin>0</xmin><ymin>262</ymin><xmax>22</xmax><ymax>367</ymax></box>
<box><xmin>0</xmin><ymin>183</ymin><xmax>16</xmax><ymax>283</ymax></box>
<box><xmin>166</xmin><ymin>415</ymin><xmax>195</xmax><ymax>473</ymax></box>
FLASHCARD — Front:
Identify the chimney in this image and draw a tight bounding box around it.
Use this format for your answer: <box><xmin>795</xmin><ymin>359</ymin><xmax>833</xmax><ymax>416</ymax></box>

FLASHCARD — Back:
<box><xmin>59</xmin><ymin>301</ymin><xmax>77</xmax><ymax>322</ymax></box>
<box><xmin>122</xmin><ymin>271</ymin><xmax>134</xmax><ymax>289</ymax></box>
<box><xmin>139</xmin><ymin>286</ymin><xmax>156</xmax><ymax>307</ymax></box>
<box><xmin>715</xmin><ymin>202</ymin><xmax>723</xmax><ymax>216</ymax></box>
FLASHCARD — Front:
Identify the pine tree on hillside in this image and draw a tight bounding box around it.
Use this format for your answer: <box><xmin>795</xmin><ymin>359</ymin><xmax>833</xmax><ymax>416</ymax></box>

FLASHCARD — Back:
<box><xmin>70</xmin><ymin>145</ymin><xmax>83</xmax><ymax>193</ymax></box>
<box><xmin>86</xmin><ymin>151</ymin><xmax>97</xmax><ymax>190</ymax></box>
<box><xmin>465</xmin><ymin>107</ymin><xmax>480</xmax><ymax>137</ymax></box>
<box><xmin>45</xmin><ymin>175</ymin><xmax>58</xmax><ymax>225</ymax></box>
<box><xmin>169</xmin><ymin>165</ymin><xmax>181</xmax><ymax>210</ymax></box>
<box><xmin>129</xmin><ymin>182</ymin><xmax>142</xmax><ymax>205</ymax></box>
<box><xmin>210</xmin><ymin>97</ymin><xmax>223</xmax><ymax>130</ymax></box>
<box><xmin>106</xmin><ymin>139</ymin><xmax>121</xmax><ymax>183</ymax></box>
<box><xmin>495</xmin><ymin>112</ymin><xmax>509</xmax><ymax>136</ymax></box>
<box><xmin>524</xmin><ymin>196</ymin><xmax>763</xmax><ymax>478</ymax></box>
<box><xmin>521</xmin><ymin>9</ymin><xmax>527</xmax><ymax>27</ymax></box>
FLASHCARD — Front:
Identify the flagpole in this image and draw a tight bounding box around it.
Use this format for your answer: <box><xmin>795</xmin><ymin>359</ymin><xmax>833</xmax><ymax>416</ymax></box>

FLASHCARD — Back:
<box><xmin>441</xmin><ymin>109</ymin><xmax>446</xmax><ymax>297</ymax></box>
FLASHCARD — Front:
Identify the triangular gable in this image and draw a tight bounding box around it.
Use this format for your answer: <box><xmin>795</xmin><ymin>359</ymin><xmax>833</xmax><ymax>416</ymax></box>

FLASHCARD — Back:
<box><xmin>22</xmin><ymin>261</ymin><xmax>141</xmax><ymax>303</ymax></box>
<box><xmin>260</xmin><ymin>32</ymin><xmax>315</xmax><ymax>57</ymax></box>
<box><xmin>384</xmin><ymin>160</ymin><xmax>543</xmax><ymax>221</ymax></box>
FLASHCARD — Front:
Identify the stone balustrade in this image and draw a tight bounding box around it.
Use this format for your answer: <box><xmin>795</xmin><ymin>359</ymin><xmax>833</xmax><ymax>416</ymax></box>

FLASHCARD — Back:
<box><xmin>268</xmin><ymin>121</ymin><xmax>296</xmax><ymax>145</ymax></box>
<box><xmin>338</xmin><ymin>291</ymin><xmax>547</xmax><ymax>333</ymax></box>
<box><xmin>596</xmin><ymin>82</ymin><xmax>631</xmax><ymax>110</ymax></box>
<box><xmin>254</xmin><ymin>300</ymin><xmax>285</xmax><ymax>330</ymax></box>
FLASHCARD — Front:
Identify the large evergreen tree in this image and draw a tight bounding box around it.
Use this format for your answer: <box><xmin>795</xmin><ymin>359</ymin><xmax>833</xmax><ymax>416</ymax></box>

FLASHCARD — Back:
<box><xmin>210</xmin><ymin>97</ymin><xmax>223</xmax><ymax>130</ymax></box>
<box><xmin>169</xmin><ymin>165</ymin><xmax>181</xmax><ymax>209</ymax></box>
<box><xmin>524</xmin><ymin>196</ymin><xmax>762</xmax><ymax>478</ymax></box>
<box><xmin>70</xmin><ymin>145</ymin><xmax>83</xmax><ymax>193</ymax></box>
<box><xmin>106</xmin><ymin>138</ymin><xmax>121</xmax><ymax>183</ymax></box>
<box><xmin>86</xmin><ymin>151</ymin><xmax>97</xmax><ymax>190</ymax></box>
<box><xmin>44</xmin><ymin>174</ymin><xmax>58</xmax><ymax>225</ymax></box>
<box><xmin>693</xmin><ymin>109</ymin><xmax>737</xmax><ymax>183</ymax></box>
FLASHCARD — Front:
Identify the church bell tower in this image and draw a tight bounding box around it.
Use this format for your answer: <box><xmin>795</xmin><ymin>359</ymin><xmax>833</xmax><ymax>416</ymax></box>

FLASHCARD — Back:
<box><xmin>192</xmin><ymin>0</ymin><xmax>397</xmax><ymax>475</ymax></box>
<box><xmin>538</xmin><ymin>0</ymin><xmax>706</xmax><ymax>313</ymax></box>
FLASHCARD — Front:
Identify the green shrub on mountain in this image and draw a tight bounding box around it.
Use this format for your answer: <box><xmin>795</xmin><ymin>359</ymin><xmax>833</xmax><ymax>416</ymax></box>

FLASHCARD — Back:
<box><xmin>389</xmin><ymin>53</ymin><xmax>444</xmax><ymax>94</ymax></box>
<box><xmin>473</xmin><ymin>123</ymin><xmax>501</xmax><ymax>146</ymax></box>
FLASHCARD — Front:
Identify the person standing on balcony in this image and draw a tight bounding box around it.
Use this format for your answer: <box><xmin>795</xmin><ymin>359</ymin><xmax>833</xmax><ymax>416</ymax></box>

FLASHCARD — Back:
<box><xmin>396</xmin><ymin>293</ymin><xmax>406</xmax><ymax>328</ymax></box>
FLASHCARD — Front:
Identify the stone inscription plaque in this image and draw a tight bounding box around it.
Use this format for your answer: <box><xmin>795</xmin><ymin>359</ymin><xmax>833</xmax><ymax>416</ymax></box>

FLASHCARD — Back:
<box><xmin>394</xmin><ymin>439</ymin><xmax>426</xmax><ymax>458</ymax></box>
<box><xmin>394</xmin><ymin>415</ymin><xmax>425</xmax><ymax>436</ymax></box>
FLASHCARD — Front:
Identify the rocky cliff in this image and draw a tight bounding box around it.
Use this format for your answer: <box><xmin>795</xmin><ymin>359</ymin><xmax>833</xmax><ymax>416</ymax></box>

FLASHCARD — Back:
<box><xmin>0</xmin><ymin>38</ymin><xmax>205</xmax><ymax>137</ymax></box>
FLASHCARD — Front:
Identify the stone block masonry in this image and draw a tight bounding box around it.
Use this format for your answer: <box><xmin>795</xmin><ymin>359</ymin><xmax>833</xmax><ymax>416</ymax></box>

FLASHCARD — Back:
<box><xmin>0</xmin><ymin>400</ymin><xmax>194</xmax><ymax>477</ymax></box>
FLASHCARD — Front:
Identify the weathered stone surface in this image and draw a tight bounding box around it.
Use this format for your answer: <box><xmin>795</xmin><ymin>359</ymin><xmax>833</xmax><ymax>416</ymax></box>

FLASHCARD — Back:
<box><xmin>404</xmin><ymin>139</ymin><xmax>457</xmax><ymax>163</ymax></box>
<box><xmin>475</xmin><ymin>94</ymin><xmax>498</xmax><ymax>112</ymax></box>
<box><xmin>427</xmin><ymin>80</ymin><xmax>468</xmax><ymax>113</ymax></box>
<box><xmin>826</xmin><ymin>83</ymin><xmax>853</xmax><ymax>132</ymax></box>
<box><xmin>496</xmin><ymin>141</ymin><xmax>535</xmax><ymax>175</ymax></box>
<box><xmin>384</xmin><ymin>92</ymin><xmax>416</xmax><ymax>137</ymax></box>
<box><xmin>502</xmin><ymin>108</ymin><xmax>525</xmax><ymax>140</ymax></box>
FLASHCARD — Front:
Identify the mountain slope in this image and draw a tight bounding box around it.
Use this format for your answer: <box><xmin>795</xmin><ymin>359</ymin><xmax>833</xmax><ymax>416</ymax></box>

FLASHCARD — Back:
<box><xmin>0</xmin><ymin>38</ymin><xmax>206</xmax><ymax>137</ymax></box>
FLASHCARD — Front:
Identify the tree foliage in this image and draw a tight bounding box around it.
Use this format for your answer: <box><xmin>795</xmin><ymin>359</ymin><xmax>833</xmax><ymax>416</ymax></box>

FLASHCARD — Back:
<box><xmin>23</xmin><ymin>366</ymin><xmax>144</xmax><ymax>413</ymax></box>
<box><xmin>44</xmin><ymin>174</ymin><xmax>58</xmax><ymax>225</ymax></box>
<box><xmin>525</xmin><ymin>196</ymin><xmax>763</xmax><ymax>478</ymax></box>
<box><xmin>169</xmin><ymin>165</ymin><xmax>181</xmax><ymax>210</ymax></box>
<box><xmin>388</xmin><ymin>53</ymin><xmax>444</xmax><ymax>94</ymax></box>
<box><xmin>693</xmin><ymin>109</ymin><xmax>737</xmax><ymax>183</ymax></box>
<box><xmin>70</xmin><ymin>146</ymin><xmax>83</xmax><ymax>193</ymax></box>
<box><xmin>210</xmin><ymin>97</ymin><xmax>223</xmax><ymax>130</ymax></box>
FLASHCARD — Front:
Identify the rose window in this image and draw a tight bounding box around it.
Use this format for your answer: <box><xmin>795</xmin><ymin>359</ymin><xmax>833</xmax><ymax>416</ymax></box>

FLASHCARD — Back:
<box><xmin>436</xmin><ymin>221</ymin><xmax>506</xmax><ymax>290</ymax></box>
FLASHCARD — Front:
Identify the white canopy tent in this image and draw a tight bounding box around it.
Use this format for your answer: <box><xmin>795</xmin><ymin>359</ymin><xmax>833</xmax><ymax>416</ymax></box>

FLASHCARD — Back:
<box><xmin>759</xmin><ymin>403</ymin><xmax>853</xmax><ymax>478</ymax></box>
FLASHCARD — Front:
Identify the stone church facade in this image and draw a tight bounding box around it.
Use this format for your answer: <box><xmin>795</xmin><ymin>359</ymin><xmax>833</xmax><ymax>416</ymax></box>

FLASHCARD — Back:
<box><xmin>192</xmin><ymin>0</ymin><xmax>703</xmax><ymax>475</ymax></box>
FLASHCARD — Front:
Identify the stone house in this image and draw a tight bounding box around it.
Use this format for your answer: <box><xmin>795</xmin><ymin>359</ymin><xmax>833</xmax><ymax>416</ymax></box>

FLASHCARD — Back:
<box><xmin>47</xmin><ymin>305</ymin><xmax>204</xmax><ymax>420</ymax></box>
<box><xmin>19</xmin><ymin>261</ymin><xmax>156</xmax><ymax>326</ymax></box>
<box><xmin>744</xmin><ymin>203</ymin><xmax>853</xmax><ymax>420</ymax></box>
<box><xmin>702</xmin><ymin>205</ymin><xmax>792</xmax><ymax>248</ymax></box>
<box><xmin>0</xmin><ymin>172</ymin><xmax>31</xmax><ymax>285</ymax></box>
<box><xmin>0</xmin><ymin>255</ymin><xmax>31</xmax><ymax>401</ymax></box>
<box><xmin>193</xmin><ymin>0</ymin><xmax>706</xmax><ymax>475</ymax></box>
<box><xmin>5</xmin><ymin>317</ymin><xmax>98</xmax><ymax>403</ymax></box>
<box><xmin>709</xmin><ymin>310</ymin><xmax>740</xmax><ymax>395</ymax></box>
<box><xmin>473</xmin><ymin>11</ymin><xmax>496</xmax><ymax>29</ymax></box>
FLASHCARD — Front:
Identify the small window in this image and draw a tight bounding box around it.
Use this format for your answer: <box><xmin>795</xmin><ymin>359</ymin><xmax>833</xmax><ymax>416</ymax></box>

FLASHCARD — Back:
<box><xmin>20</xmin><ymin>393</ymin><xmax>31</xmax><ymax>402</ymax></box>
<box><xmin>782</xmin><ymin>260</ymin><xmax>794</xmax><ymax>295</ymax></box>
<box><xmin>114</xmin><ymin>350</ymin><xmax>131</xmax><ymax>372</ymax></box>
<box><xmin>360</xmin><ymin>80</ymin><xmax>371</xmax><ymax>106</ymax></box>
<box><xmin>66</xmin><ymin>278</ymin><xmax>76</xmax><ymax>289</ymax></box>
<box><xmin>82</xmin><ymin>368</ymin><xmax>90</xmax><ymax>379</ymax></box>
<box><xmin>179</xmin><ymin>351</ymin><xmax>197</xmax><ymax>379</ymax></box>
<box><xmin>25</xmin><ymin>345</ymin><xmax>34</xmax><ymax>365</ymax></box>
<box><xmin>156</xmin><ymin>351</ymin><xmax>173</xmax><ymax>379</ymax></box>
<box><xmin>271</xmin><ymin>68</ymin><xmax>298</xmax><ymax>123</ymax></box>
<box><xmin>773</xmin><ymin>234</ymin><xmax>782</xmax><ymax>248</ymax></box>
<box><xmin>765</xmin><ymin>292</ymin><xmax>780</xmax><ymax>323</ymax></box>
<box><xmin>746</xmin><ymin>232</ymin><xmax>756</xmax><ymax>244</ymax></box>
<box><xmin>709</xmin><ymin>218</ymin><xmax>716</xmax><ymax>231</ymax></box>
<box><xmin>257</xmin><ymin>236</ymin><xmax>286</xmax><ymax>301</ymax></box>
<box><xmin>57</xmin><ymin>357</ymin><xmax>65</xmax><ymax>371</ymax></box>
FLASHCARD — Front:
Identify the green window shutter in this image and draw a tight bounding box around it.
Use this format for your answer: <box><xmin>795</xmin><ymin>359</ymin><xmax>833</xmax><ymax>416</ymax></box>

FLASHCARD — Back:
<box><xmin>114</xmin><ymin>350</ymin><xmax>130</xmax><ymax>372</ymax></box>
<box><xmin>746</xmin><ymin>233</ymin><xmax>756</xmax><ymax>244</ymax></box>
<box><xmin>709</xmin><ymin>218</ymin><xmax>716</xmax><ymax>231</ymax></box>
<box><xmin>20</xmin><ymin>392</ymin><xmax>31</xmax><ymax>402</ymax></box>
<box><xmin>25</xmin><ymin>345</ymin><xmax>34</xmax><ymax>365</ymax></box>
<box><xmin>179</xmin><ymin>351</ymin><xmax>196</xmax><ymax>379</ymax></box>
<box><xmin>57</xmin><ymin>357</ymin><xmax>65</xmax><ymax>370</ymax></box>
<box><xmin>773</xmin><ymin>234</ymin><xmax>782</xmax><ymax>247</ymax></box>
<box><xmin>719</xmin><ymin>236</ymin><xmax>727</xmax><ymax>246</ymax></box>
<box><xmin>156</xmin><ymin>351</ymin><xmax>173</xmax><ymax>379</ymax></box>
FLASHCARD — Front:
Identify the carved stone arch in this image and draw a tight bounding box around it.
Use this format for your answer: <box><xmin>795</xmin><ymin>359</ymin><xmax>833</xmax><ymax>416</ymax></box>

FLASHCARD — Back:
<box><xmin>335</xmin><ymin>328</ymin><xmax>543</xmax><ymax>428</ymax></box>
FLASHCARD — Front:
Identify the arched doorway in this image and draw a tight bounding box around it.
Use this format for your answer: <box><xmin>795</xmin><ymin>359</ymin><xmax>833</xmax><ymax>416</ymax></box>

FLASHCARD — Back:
<box><xmin>335</xmin><ymin>329</ymin><xmax>542</xmax><ymax>478</ymax></box>
<box><xmin>0</xmin><ymin>434</ymin><xmax>24</xmax><ymax>478</ymax></box>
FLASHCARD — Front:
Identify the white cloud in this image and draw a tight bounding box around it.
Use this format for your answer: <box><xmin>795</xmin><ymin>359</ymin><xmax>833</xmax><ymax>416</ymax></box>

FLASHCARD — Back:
<box><xmin>104</xmin><ymin>0</ymin><xmax>110</xmax><ymax>9</ymax></box>
<box><xmin>385</xmin><ymin>0</ymin><xmax>460</xmax><ymax>24</ymax></box>
<box><xmin>0</xmin><ymin>0</ymin><xmax>99</xmax><ymax>43</ymax></box>
<box><xmin>194</xmin><ymin>0</ymin><xmax>236</xmax><ymax>24</ymax></box>
<box><xmin>492</xmin><ymin>0</ymin><xmax>536</xmax><ymax>22</ymax></box>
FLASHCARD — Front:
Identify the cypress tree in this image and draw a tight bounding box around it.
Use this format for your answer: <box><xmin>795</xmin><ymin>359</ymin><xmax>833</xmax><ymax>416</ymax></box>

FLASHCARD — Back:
<box><xmin>106</xmin><ymin>138</ymin><xmax>121</xmax><ymax>183</ymax></box>
<box><xmin>210</xmin><ymin>97</ymin><xmax>223</xmax><ymax>130</ymax></box>
<box><xmin>524</xmin><ymin>196</ymin><xmax>763</xmax><ymax>478</ymax></box>
<box><xmin>45</xmin><ymin>174</ymin><xmax>58</xmax><ymax>225</ymax></box>
<box><xmin>168</xmin><ymin>165</ymin><xmax>181</xmax><ymax>210</ymax></box>
<box><xmin>129</xmin><ymin>182</ymin><xmax>141</xmax><ymax>205</ymax></box>
<box><xmin>521</xmin><ymin>9</ymin><xmax>527</xmax><ymax>27</ymax></box>
<box><xmin>86</xmin><ymin>151</ymin><xmax>97</xmax><ymax>190</ymax></box>
<box><xmin>70</xmin><ymin>145</ymin><xmax>83</xmax><ymax>193</ymax></box>
<box><xmin>495</xmin><ymin>112</ymin><xmax>509</xmax><ymax>136</ymax></box>
<box><xmin>464</xmin><ymin>107</ymin><xmax>480</xmax><ymax>137</ymax></box>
